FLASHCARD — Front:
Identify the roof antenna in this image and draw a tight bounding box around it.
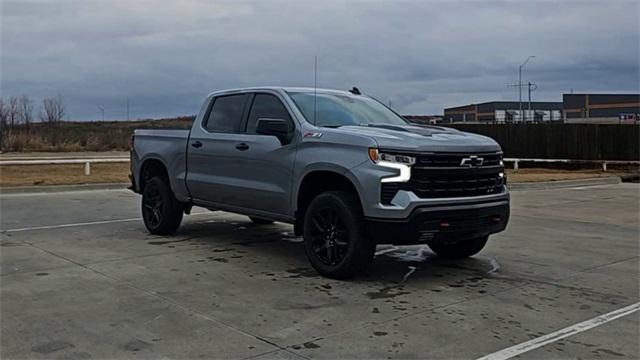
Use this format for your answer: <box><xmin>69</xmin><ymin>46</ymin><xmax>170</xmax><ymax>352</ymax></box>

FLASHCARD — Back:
<box><xmin>313</xmin><ymin>55</ymin><xmax>318</xmax><ymax>126</ymax></box>
<box><xmin>349</xmin><ymin>86</ymin><xmax>361</xmax><ymax>95</ymax></box>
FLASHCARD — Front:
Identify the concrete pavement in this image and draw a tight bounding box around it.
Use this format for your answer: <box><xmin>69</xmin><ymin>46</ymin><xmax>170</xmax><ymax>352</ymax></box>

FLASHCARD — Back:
<box><xmin>1</xmin><ymin>184</ymin><xmax>638</xmax><ymax>359</ymax></box>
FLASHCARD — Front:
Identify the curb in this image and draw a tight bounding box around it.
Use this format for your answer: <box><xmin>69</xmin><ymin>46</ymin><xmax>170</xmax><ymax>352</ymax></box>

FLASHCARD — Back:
<box><xmin>507</xmin><ymin>176</ymin><xmax>621</xmax><ymax>191</ymax></box>
<box><xmin>0</xmin><ymin>183</ymin><xmax>130</xmax><ymax>194</ymax></box>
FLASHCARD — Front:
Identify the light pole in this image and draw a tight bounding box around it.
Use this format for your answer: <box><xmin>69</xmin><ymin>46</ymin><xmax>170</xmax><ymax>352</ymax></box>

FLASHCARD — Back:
<box><xmin>528</xmin><ymin>82</ymin><xmax>538</xmax><ymax>122</ymax></box>
<box><xmin>519</xmin><ymin>56</ymin><xmax>535</xmax><ymax>122</ymax></box>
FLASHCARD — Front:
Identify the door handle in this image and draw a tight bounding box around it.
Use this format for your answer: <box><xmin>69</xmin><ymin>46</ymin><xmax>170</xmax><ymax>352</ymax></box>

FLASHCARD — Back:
<box><xmin>235</xmin><ymin>143</ymin><xmax>249</xmax><ymax>151</ymax></box>
<box><xmin>191</xmin><ymin>141</ymin><xmax>203</xmax><ymax>148</ymax></box>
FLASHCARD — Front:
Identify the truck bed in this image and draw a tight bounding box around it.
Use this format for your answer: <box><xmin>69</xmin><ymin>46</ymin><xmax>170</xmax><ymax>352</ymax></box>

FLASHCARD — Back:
<box><xmin>131</xmin><ymin>129</ymin><xmax>191</xmax><ymax>200</ymax></box>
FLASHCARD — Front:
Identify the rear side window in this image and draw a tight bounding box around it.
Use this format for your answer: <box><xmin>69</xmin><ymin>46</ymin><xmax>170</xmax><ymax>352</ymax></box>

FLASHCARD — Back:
<box><xmin>205</xmin><ymin>94</ymin><xmax>248</xmax><ymax>132</ymax></box>
<box><xmin>246</xmin><ymin>94</ymin><xmax>293</xmax><ymax>133</ymax></box>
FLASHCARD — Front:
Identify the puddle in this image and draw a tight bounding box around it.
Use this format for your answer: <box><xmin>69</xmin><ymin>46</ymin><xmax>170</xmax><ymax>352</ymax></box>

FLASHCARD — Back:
<box><xmin>382</xmin><ymin>245</ymin><xmax>434</xmax><ymax>262</ymax></box>
<box><xmin>376</xmin><ymin>244</ymin><xmax>505</xmax><ymax>278</ymax></box>
<box><xmin>365</xmin><ymin>285</ymin><xmax>411</xmax><ymax>299</ymax></box>
<box><xmin>285</xmin><ymin>267</ymin><xmax>319</xmax><ymax>278</ymax></box>
<box><xmin>401</xmin><ymin>266</ymin><xmax>417</xmax><ymax>282</ymax></box>
<box><xmin>375</xmin><ymin>245</ymin><xmax>399</xmax><ymax>256</ymax></box>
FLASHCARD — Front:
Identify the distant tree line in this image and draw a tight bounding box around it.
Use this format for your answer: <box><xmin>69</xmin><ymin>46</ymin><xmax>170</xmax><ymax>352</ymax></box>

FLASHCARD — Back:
<box><xmin>0</xmin><ymin>95</ymin><xmax>65</xmax><ymax>131</ymax></box>
<box><xmin>0</xmin><ymin>95</ymin><xmax>66</xmax><ymax>151</ymax></box>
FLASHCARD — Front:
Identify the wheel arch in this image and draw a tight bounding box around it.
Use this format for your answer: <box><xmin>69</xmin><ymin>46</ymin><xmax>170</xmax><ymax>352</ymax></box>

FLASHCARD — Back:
<box><xmin>294</xmin><ymin>168</ymin><xmax>364</xmax><ymax>235</ymax></box>
<box><xmin>138</xmin><ymin>157</ymin><xmax>170</xmax><ymax>192</ymax></box>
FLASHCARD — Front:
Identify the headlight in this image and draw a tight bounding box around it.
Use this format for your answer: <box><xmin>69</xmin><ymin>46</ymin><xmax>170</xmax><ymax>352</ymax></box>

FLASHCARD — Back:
<box><xmin>368</xmin><ymin>148</ymin><xmax>415</xmax><ymax>165</ymax></box>
<box><xmin>368</xmin><ymin>148</ymin><xmax>414</xmax><ymax>183</ymax></box>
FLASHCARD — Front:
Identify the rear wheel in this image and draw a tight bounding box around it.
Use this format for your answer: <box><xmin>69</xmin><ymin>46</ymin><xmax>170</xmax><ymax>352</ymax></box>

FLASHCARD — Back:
<box><xmin>249</xmin><ymin>216</ymin><xmax>274</xmax><ymax>225</ymax></box>
<box><xmin>142</xmin><ymin>176</ymin><xmax>183</xmax><ymax>235</ymax></box>
<box><xmin>303</xmin><ymin>191</ymin><xmax>374</xmax><ymax>279</ymax></box>
<box><xmin>428</xmin><ymin>236</ymin><xmax>488</xmax><ymax>259</ymax></box>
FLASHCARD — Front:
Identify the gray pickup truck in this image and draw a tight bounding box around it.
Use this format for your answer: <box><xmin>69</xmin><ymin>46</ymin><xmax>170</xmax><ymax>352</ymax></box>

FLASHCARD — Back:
<box><xmin>130</xmin><ymin>87</ymin><xmax>509</xmax><ymax>278</ymax></box>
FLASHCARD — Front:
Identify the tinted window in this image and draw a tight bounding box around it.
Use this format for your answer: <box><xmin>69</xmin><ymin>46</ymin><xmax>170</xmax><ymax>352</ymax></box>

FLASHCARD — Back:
<box><xmin>246</xmin><ymin>94</ymin><xmax>292</xmax><ymax>133</ymax></box>
<box><xmin>205</xmin><ymin>94</ymin><xmax>248</xmax><ymax>132</ymax></box>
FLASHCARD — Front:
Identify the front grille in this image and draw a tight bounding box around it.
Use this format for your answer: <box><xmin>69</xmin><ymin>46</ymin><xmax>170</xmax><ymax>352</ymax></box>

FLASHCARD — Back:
<box><xmin>414</xmin><ymin>152</ymin><xmax>502</xmax><ymax>167</ymax></box>
<box><xmin>380</xmin><ymin>151</ymin><xmax>504</xmax><ymax>204</ymax></box>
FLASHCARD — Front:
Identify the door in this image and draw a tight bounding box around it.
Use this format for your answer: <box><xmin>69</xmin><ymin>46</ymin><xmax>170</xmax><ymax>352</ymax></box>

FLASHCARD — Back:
<box><xmin>186</xmin><ymin>93</ymin><xmax>252</xmax><ymax>206</ymax></box>
<box><xmin>231</xmin><ymin>93</ymin><xmax>297</xmax><ymax>215</ymax></box>
<box><xmin>186</xmin><ymin>92</ymin><xmax>297</xmax><ymax>217</ymax></box>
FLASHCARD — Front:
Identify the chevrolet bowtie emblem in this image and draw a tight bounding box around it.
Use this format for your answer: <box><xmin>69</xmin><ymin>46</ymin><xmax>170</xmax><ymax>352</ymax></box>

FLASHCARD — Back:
<box><xmin>460</xmin><ymin>155</ymin><xmax>484</xmax><ymax>167</ymax></box>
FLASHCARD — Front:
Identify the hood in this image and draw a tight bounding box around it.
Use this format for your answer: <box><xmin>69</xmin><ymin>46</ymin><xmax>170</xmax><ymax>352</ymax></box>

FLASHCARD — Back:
<box><xmin>334</xmin><ymin>124</ymin><xmax>502</xmax><ymax>153</ymax></box>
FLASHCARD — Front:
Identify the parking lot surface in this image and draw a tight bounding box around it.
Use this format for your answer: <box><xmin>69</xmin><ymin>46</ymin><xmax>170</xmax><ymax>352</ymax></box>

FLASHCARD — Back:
<box><xmin>1</xmin><ymin>183</ymin><xmax>639</xmax><ymax>359</ymax></box>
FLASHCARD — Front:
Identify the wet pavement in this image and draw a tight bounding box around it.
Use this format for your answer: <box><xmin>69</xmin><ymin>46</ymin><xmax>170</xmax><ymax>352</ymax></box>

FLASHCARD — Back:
<box><xmin>1</xmin><ymin>183</ymin><xmax>638</xmax><ymax>359</ymax></box>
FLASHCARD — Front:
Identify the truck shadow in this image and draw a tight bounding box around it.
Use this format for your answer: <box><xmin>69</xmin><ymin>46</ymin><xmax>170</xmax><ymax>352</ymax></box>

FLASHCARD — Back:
<box><xmin>148</xmin><ymin>213</ymin><xmax>505</xmax><ymax>287</ymax></box>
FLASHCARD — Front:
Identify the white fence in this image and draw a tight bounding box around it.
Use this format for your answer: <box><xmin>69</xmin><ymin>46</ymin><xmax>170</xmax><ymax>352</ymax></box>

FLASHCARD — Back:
<box><xmin>1</xmin><ymin>156</ymin><xmax>637</xmax><ymax>175</ymax></box>
<box><xmin>0</xmin><ymin>157</ymin><xmax>129</xmax><ymax>175</ymax></box>
<box><xmin>503</xmin><ymin>158</ymin><xmax>639</xmax><ymax>172</ymax></box>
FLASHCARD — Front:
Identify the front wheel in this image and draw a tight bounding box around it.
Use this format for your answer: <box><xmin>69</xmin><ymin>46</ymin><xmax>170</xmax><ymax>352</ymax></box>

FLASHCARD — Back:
<box><xmin>303</xmin><ymin>191</ymin><xmax>374</xmax><ymax>279</ymax></box>
<box><xmin>142</xmin><ymin>176</ymin><xmax>183</xmax><ymax>235</ymax></box>
<box><xmin>428</xmin><ymin>236</ymin><xmax>489</xmax><ymax>259</ymax></box>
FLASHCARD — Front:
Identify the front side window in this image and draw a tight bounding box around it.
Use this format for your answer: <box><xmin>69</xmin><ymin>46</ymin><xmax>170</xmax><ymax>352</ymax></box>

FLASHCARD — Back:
<box><xmin>205</xmin><ymin>94</ymin><xmax>248</xmax><ymax>132</ymax></box>
<box><xmin>288</xmin><ymin>92</ymin><xmax>408</xmax><ymax>128</ymax></box>
<box><xmin>246</xmin><ymin>94</ymin><xmax>293</xmax><ymax>133</ymax></box>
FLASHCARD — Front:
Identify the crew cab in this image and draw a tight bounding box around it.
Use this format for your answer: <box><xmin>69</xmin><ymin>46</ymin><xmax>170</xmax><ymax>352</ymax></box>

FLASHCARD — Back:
<box><xmin>130</xmin><ymin>87</ymin><xmax>509</xmax><ymax>278</ymax></box>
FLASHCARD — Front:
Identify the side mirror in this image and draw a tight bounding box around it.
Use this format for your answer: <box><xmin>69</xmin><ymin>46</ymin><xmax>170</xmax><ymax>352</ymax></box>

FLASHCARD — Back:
<box><xmin>256</xmin><ymin>118</ymin><xmax>293</xmax><ymax>145</ymax></box>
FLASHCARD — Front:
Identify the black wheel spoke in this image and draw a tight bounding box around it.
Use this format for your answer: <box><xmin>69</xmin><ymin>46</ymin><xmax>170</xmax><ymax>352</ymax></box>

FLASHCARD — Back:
<box><xmin>307</xmin><ymin>205</ymin><xmax>350</xmax><ymax>266</ymax></box>
<box><xmin>335</xmin><ymin>239</ymin><xmax>348</xmax><ymax>247</ymax></box>
<box><xmin>315</xmin><ymin>212</ymin><xmax>329</xmax><ymax>228</ymax></box>
<box><xmin>311</xmin><ymin>217</ymin><xmax>324</xmax><ymax>232</ymax></box>
<box><xmin>143</xmin><ymin>183</ymin><xmax>165</xmax><ymax>228</ymax></box>
<box><xmin>326</xmin><ymin>244</ymin><xmax>335</xmax><ymax>264</ymax></box>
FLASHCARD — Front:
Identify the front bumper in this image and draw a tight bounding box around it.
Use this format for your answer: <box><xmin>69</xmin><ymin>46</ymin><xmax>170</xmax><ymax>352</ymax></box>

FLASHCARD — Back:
<box><xmin>365</xmin><ymin>199</ymin><xmax>509</xmax><ymax>245</ymax></box>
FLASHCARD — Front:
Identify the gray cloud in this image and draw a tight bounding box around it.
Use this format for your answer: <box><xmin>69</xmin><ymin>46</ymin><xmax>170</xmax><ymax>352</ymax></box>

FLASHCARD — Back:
<box><xmin>1</xmin><ymin>0</ymin><xmax>638</xmax><ymax>120</ymax></box>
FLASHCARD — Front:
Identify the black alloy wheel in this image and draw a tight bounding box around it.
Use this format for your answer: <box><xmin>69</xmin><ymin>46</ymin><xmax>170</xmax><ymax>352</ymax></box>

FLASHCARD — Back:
<box><xmin>308</xmin><ymin>207</ymin><xmax>349</xmax><ymax>266</ymax></box>
<box><xmin>141</xmin><ymin>176</ymin><xmax>183</xmax><ymax>235</ymax></box>
<box><xmin>143</xmin><ymin>181</ymin><xmax>164</xmax><ymax>228</ymax></box>
<box><xmin>303</xmin><ymin>191</ymin><xmax>375</xmax><ymax>279</ymax></box>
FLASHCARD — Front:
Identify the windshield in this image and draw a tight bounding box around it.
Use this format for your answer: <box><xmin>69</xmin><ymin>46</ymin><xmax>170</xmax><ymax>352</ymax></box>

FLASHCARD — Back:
<box><xmin>288</xmin><ymin>92</ymin><xmax>408</xmax><ymax>127</ymax></box>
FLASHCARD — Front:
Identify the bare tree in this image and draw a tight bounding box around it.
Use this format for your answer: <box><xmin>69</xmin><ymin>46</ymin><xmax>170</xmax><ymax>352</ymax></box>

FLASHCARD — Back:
<box><xmin>8</xmin><ymin>96</ymin><xmax>19</xmax><ymax>128</ymax></box>
<box><xmin>0</xmin><ymin>98</ymin><xmax>8</xmax><ymax>130</ymax></box>
<box><xmin>40</xmin><ymin>96</ymin><xmax>65</xmax><ymax>125</ymax></box>
<box><xmin>0</xmin><ymin>98</ymin><xmax>7</xmax><ymax>151</ymax></box>
<box><xmin>17</xmin><ymin>95</ymin><xmax>34</xmax><ymax>129</ymax></box>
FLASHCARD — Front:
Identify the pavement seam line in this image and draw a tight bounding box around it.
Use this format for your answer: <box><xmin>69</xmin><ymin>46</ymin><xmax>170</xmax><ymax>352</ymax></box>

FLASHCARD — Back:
<box><xmin>1</xmin><ymin>211</ymin><xmax>213</xmax><ymax>233</ymax></box>
<box><xmin>510</xmin><ymin>213</ymin><xmax>640</xmax><ymax>230</ymax></box>
<box><xmin>0</xmin><ymin>245</ymin><xmax>209</xmax><ymax>277</ymax></box>
<box><xmin>476</xmin><ymin>302</ymin><xmax>640</xmax><ymax>360</ymax></box>
<box><xmin>8</xmin><ymin>236</ymin><xmax>296</xmax><ymax>356</ymax></box>
<box><xmin>283</xmin><ymin>251</ymin><xmax>638</xmax><ymax>351</ymax></box>
<box><xmin>284</xmin><ymin>276</ymin><xmax>537</xmax><ymax>350</ymax></box>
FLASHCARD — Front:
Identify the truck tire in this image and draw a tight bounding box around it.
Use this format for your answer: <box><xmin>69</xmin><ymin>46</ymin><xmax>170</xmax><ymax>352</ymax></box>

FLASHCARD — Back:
<box><xmin>428</xmin><ymin>236</ymin><xmax>489</xmax><ymax>259</ymax></box>
<box><xmin>303</xmin><ymin>191</ymin><xmax>374</xmax><ymax>279</ymax></box>
<box><xmin>142</xmin><ymin>176</ymin><xmax>183</xmax><ymax>235</ymax></box>
<box><xmin>249</xmin><ymin>216</ymin><xmax>274</xmax><ymax>225</ymax></box>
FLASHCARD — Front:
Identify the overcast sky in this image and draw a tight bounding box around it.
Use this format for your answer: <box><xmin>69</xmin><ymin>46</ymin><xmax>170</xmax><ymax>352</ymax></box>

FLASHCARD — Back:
<box><xmin>1</xmin><ymin>0</ymin><xmax>639</xmax><ymax>121</ymax></box>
